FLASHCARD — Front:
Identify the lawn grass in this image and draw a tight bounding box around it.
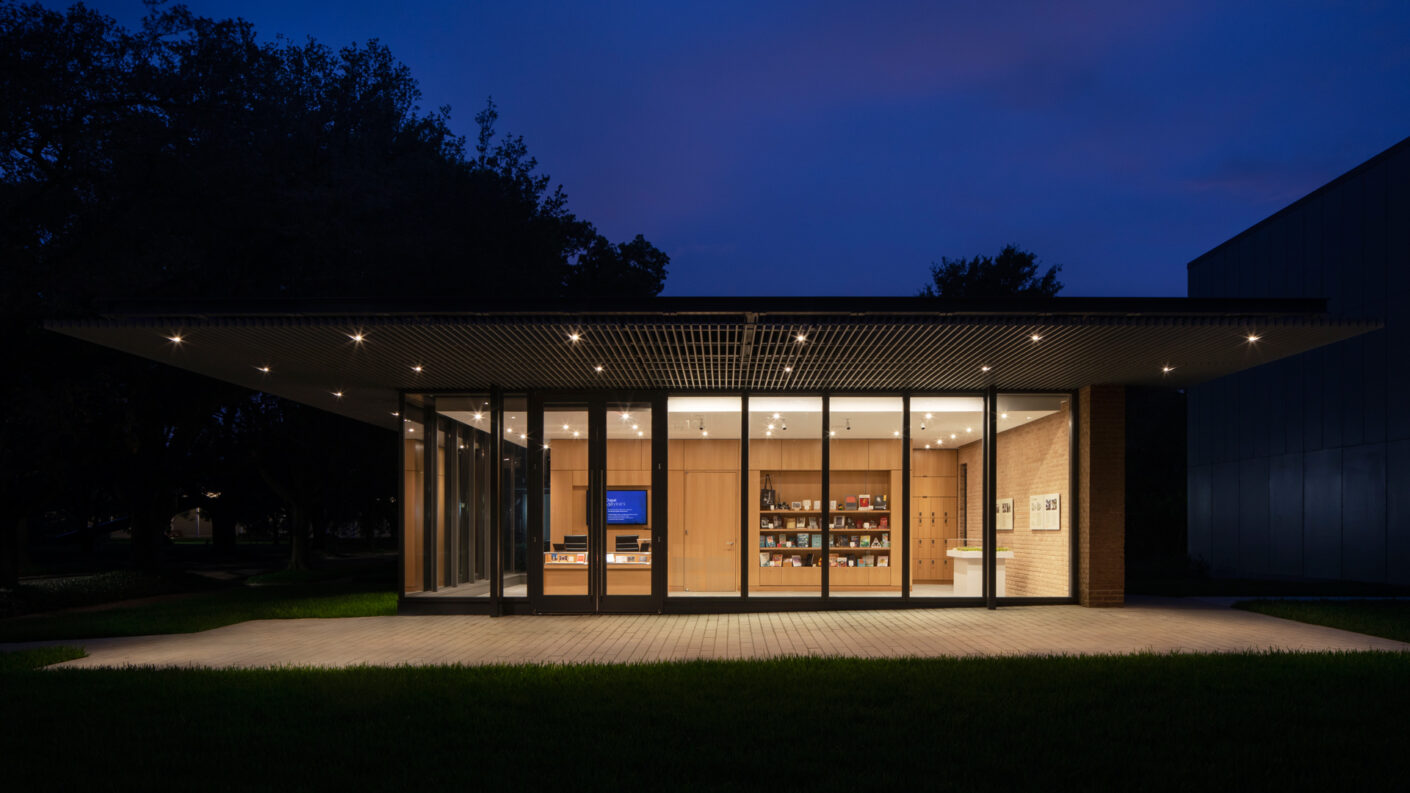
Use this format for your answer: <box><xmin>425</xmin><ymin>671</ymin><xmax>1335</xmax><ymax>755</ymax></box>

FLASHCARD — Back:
<box><xmin>1</xmin><ymin>651</ymin><xmax>1406</xmax><ymax>791</ymax></box>
<box><xmin>1235</xmin><ymin>599</ymin><xmax>1410</xmax><ymax>643</ymax></box>
<box><xmin>0</xmin><ymin>583</ymin><xmax>396</xmax><ymax>642</ymax></box>
<box><xmin>0</xmin><ymin>645</ymin><xmax>86</xmax><ymax>671</ymax></box>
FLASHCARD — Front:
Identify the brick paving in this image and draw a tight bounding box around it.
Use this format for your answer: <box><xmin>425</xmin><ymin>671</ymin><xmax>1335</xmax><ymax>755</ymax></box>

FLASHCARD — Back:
<box><xmin>12</xmin><ymin>596</ymin><xmax>1407</xmax><ymax>669</ymax></box>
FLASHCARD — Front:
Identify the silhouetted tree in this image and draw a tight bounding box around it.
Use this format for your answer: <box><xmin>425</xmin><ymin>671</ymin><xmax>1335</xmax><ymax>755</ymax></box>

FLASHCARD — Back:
<box><xmin>0</xmin><ymin>2</ymin><xmax>668</xmax><ymax>576</ymax></box>
<box><xmin>919</xmin><ymin>244</ymin><xmax>1063</xmax><ymax>298</ymax></box>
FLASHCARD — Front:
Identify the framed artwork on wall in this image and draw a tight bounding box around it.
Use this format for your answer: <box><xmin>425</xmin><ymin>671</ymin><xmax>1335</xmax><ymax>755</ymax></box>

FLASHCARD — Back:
<box><xmin>996</xmin><ymin>498</ymin><xmax>1014</xmax><ymax>531</ymax></box>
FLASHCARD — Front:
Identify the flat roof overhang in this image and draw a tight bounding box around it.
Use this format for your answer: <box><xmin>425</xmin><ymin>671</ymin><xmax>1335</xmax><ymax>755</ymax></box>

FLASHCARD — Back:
<box><xmin>47</xmin><ymin>296</ymin><xmax>1380</xmax><ymax>428</ymax></box>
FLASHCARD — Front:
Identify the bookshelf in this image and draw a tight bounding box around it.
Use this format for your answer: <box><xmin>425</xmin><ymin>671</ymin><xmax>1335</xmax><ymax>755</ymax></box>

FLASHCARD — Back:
<box><xmin>749</xmin><ymin>438</ymin><xmax>904</xmax><ymax>592</ymax></box>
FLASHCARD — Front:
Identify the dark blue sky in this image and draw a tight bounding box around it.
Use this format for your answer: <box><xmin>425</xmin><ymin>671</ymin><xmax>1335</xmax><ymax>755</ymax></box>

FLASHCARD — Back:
<box><xmin>79</xmin><ymin>1</ymin><xmax>1410</xmax><ymax>297</ymax></box>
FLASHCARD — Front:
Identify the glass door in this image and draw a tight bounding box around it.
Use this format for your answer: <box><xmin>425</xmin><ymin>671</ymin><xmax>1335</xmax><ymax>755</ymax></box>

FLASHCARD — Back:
<box><xmin>531</xmin><ymin>393</ymin><xmax>663</xmax><ymax>613</ymax></box>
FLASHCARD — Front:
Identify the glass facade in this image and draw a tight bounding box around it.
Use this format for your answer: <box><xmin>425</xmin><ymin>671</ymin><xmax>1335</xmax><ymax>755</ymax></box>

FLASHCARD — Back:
<box><xmin>401</xmin><ymin>389</ymin><xmax>1073</xmax><ymax>607</ymax></box>
<box><xmin>995</xmin><ymin>394</ymin><xmax>1073</xmax><ymax>598</ymax></box>
<box><xmin>667</xmin><ymin>396</ymin><xmax>742</xmax><ymax>596</ymax></box>
<box><xmin>750</xmin><ymin>396</ymin><xmax>822</xmax><ymax>597</ymax></box>
<box><xmin>827</xmin><ymin>397</ymin><xmax>902</xmax><ymax>597</ymax></box>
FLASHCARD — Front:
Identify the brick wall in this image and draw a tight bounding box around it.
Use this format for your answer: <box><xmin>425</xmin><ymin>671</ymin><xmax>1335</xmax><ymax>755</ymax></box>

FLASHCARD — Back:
<box><xmin>954</xmin><ymin>402</ymin><xmax>1071</xmax><ymax>597</ymax></box>
<box><xmin>1079</xmin><ymin>384</ymin><xmax>1126</xmax><ymax>607</ymax></box>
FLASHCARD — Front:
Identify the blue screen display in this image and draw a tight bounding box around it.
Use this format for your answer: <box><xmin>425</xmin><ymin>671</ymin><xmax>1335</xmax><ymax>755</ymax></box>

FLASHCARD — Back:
<box><xmin>606</xmin><ymin>490</ymin><xmax>648</xmax><ymax>524</ymax></box>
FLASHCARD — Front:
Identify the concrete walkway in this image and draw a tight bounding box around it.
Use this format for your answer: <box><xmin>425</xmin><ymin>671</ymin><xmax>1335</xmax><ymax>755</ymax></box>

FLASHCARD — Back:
<box><xmin>13</xmin><ymin>596</ymin><xmax>1407</xmax><ymax>669</ymax></box>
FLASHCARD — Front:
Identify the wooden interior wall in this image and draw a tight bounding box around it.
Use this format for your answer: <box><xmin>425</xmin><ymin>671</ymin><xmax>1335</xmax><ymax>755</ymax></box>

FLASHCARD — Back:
<box><xmin>668</xmin><ymin>439</ymin><xmax>740</xmax><ymax>593</ymax></box>
<box><xmin>402</xmin><ymin>437</ymin><xmax>423</xmax><ymax>594</ymax></box>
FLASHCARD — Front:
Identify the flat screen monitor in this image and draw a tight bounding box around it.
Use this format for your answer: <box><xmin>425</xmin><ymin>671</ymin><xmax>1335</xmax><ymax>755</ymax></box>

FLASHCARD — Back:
<box><xmin>562</xmin><ymin>534</ymin><xmax>588</xmax><ymax>551</ymax></box>
<box><xmin>606</xmin><ymin>490</ymin><xmax>648</xmax><ymax>524</ymax></box>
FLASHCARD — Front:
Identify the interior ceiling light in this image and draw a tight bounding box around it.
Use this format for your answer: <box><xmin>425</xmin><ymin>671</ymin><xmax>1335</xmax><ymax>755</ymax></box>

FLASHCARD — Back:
<box><xmin>701</xmin><ymin>429</ymin><xmax>709</xmax><ymax>437</ymax></box>
<box><xmin>925</xmin><ymin>444</ymin><xmax>930</xmax><ymax>449</ymax></box>
<box><xmin>168</xmin><ymin>334</ymin><xmax>183</xmax><ymax>344</ymax></box>
<box><xmin>950</xmin><ymin>433</ymin><xmax>956</xmax><ymax>439</ymax></box>
<box><xmin>783</xmin><ymin>366</ymin><xmax>792</xmax><ymax>373</ymax></box>
<box><xmin>473</xmin><ymin>413</ymin><xmax>482</xmax><ymax>421</ymax></box>
<box><xmin>765</xmin><ymin>430</ymin><xmax>772</xmax><ymax>436</ymax></box>
<box><xmin>637</xmin><ymin>431</ymin><xmax>644</xmax><ymax>437</ymax></box>
<box><xmin>795</xmin><ymin>333</ymin><xmax>807</xmax><ymax>342</ymax></box>
<box><xmin>411</xmin><ymin>365</ymin><xmax>423</xmax><ymax>373</ymax></box>
<box><xmin>965</xmin><ymin>426</ymin><xmax>972</xmax><ymax>433</ymax></box>
<box><xmin>568</xmin><ymin>332</ymin><xmax>581</xmax><ymax>342</ymax></box>
<box><xmin>1001</xmin><ymin>413</ymin><xmax>1008</xmax><ymax>419</ymax></box>
<box><xmin>519</xmin><ymin>434</ymin><xmax>525</xmax><ymax>440</ymax></box>
<box><xmin>562</xmin><ymin>424</ymin><xmax>570</xmax><ymax>430</ymax></box>
<box><xmin>595</xmin><ymin>365</ymin><xmax>604</xmax><ymax>372</ymax></box>
<box><xmin>573</xmin><ymin>430</ymin><xmax>580</xmax><ymax>437</ymax></box>
<box><xmin>256</xmin><ymin>365</ymin><xmax>270</xmax><ymax>373</ymax></box>
<box><xmin>772</xmin><ymin>413</ymin><xmax>781</xmax><ymax>419</ymax></box>
<box><xmin>1247</xmin><ymin>334</ymin><xmax>1261</xmax><ymax>342</ymax></box>
<box><xmin>892</xmin><ymin>430</ymin><xmax>900</xmax><ymax>437</ymax></box>
<box><xmin>332</xmin><ymin>391</ymin><xmax>343</xmax><ymax>398</ymax></box>
<box><xmin>829</xmin><ymin>430</ymin><xmax>836</xmax><ymax>436</ymax></box>
<box><xmin>981</xmin><ymin>365</ymin><xmax>991</xmax><ymax>372</ymax></box>
<box><xmin>1162</xmin><ymin>365</ymin><xmax>1175</xmax><ymax>374</ymax></box>
<box><xmin>925</xmin><ymin>413</ymin><xmax>933</xmax><ymax>419</ymax></box>
<box><xmin>621</xmin><ymin>412</ymin><xmax>631</xmax><ymax>420</ymax></box>
<box><xmin>349</xmin><ymin>333</ymin><xmax>364</xmax><ymax>343</ymax></box>
<box><xmin>391</xmin><ymin>411</ymin><xmax>400</xmax><ymax>417</ymax></box>
<box><xmin>767</xmin><ymin>423</ymin><xmax>775</xmax><ymax>430</ymax></box>
<box><xmin>632</xmin><ymin>424</ymin><xmax>639</xmax><ymax>430</ymax></box>
<box><xmin>1031</xmin><ymin>334</ymin><xmax>1042</xmax><ymax>342</ymax></box>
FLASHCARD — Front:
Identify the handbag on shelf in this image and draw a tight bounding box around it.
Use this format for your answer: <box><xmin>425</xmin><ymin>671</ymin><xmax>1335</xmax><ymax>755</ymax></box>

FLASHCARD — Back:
<box><xmin>760</xmin><ymin>474</ymin><xmax>778</xmax><ymax>510</ymax></box>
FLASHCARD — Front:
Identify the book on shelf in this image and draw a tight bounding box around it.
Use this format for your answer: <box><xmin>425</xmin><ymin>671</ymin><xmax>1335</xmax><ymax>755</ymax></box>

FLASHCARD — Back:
<box><xmin>863</xmin><ymin>553</ymin><xmax>874</xmax><ymax>567</ymax></box>
<box><xmin>844</xmin><ymin>495</ymin><xmax>858</xmax><ymax>510</ymax></box>
<box><xmin>786</xmin><ymin>517</ymin><xmax>797</xmax><ymax>529</ymax></box>
<box><xmin>858</xmin><ymin>494</ymin><xmax>871</xmax><ymax>510</ymax></box>
<box><xmin>875</xmin><ymin>494</ymin><xmax>888</xmax><ymax>510</ymax></box>
<box><xmin>860</xmin><ymin>535</ymin><xmax>871</xmax><ymax>547</ymax></box>
<box><xmin>879</xmin><ymin>516</ymin><xmax>889</xmax><ymax>529</ymax></box>
<box><xmin>879</xmin><ymin>556</ymin><xmax>890</xmax><ymax>567</ymax></box>
<box><xmin>811</xmin><ymin>533</ymin><xmax>822</xmax><ymax>548</ymax></box>
<box><xmin>771</xmin><ymin>553</ymin><xmax>783</xmax><ymax>566</ymax></box>
<box><xmin>791</xmin><ymin>554</ymin><xmax>802</xmax><ymax>567</ymax></box>
<box><xmin>759</xmin><ymin>552</ymin><xmax>770</xmax><ymax>566</ymax></box>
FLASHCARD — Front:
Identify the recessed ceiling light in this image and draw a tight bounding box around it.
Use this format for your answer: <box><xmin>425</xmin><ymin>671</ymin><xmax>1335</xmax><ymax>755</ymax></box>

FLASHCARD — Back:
<box><xmin>632</xmin><ymin>424</ymin><xmax>639</xmax><ymax>430</ymax></box>
<box><xmin>1026</xmin><ymin>416</ymin><xmax>1032</xmax><ymax>421</ymax></box>
<box><xmin>795</xmin><ymin>333</ymin><xmax>807</xmax><ymax>342</ymax></box>
<box><xmin>573</xmin><ymin>430</ymin><xmax>580</xmax><ymax>437</ymax></box>
<box><xmin>391</xmin><ymin>411</ymin><xmax>400</xmax><ymax>417</ymax></box>
<box><xmin>349</xmin><ymin>333</ymin><xmax>364</xmax><ymax>343</ymax></box>
<box><xmin>256</xmin><ymin>365</ymin><xmax>270</xmax><ymax>373</ymax></box>
<box><xmin>767</xmin><ymin>424</ymin><xmax>775</xmax><ymax>430</ymax></box>
<box><xmin>783</xmin><ymin>366</ymin><xmax>793</xmax><ymax>373</ymax></box>
<box><xmin>772</xmin><ymin>413</ymin><xmax>781</xmax><ymax>419</ymax></box>
<box><xmin>892</xmin><ymin>430</ymin><xmax>900</xmax><ymax>437</ymax></box>
<box><xmin>925</xmin><ymin>444</ymin><xmax>930</xmax><ymax>449</ymax></box>
<box><xmin>1001</xmin><ymin>413</ymin><xmax>1008</xmax><ymax>419</ymax></box>
<box><xmin>562</xmin><ymin>424</ymin><xmax>570</xmax><ymax>430</ymax></box>
<box><xmin>332</xmin><ymin>391</ymin><xmax>343</xmax><ymax>398</ymax></box>
<box><xmin>1031</xmin><ymin>334</ymin><xmax>1042</xmax><ymax>342</ymax></box>
<box><xmin>1247</xmin><ymin>334</ymin><xmax>1260</xmax><ymax>342</ymax></box>
<box><xmin>168</xmin><ymin>334</ymin><xmax>183</xmax><ymax>344</ymax></box>
<box><xmin>937</xmin><ymin>438</ymin><xmax>944</xmax><ymax>444</ymax></box>
<box><xmin>595</xmin><ymin>365</ymin><xmax>604</xmax><ymax>372</ymax></box>
<box><xmin>925</xmin><ymin>413</ymin><xmax>933</xmax><ymax>419</ymax></box>
<box><xmin>411</xmin><ymin>365</ymin><xmax>423</xmax><ymax>373</ymax></box>
<box><xmin>519</xmin><ymin>434</ymin><xmax>525</xmax><ymax>440</ymax></box>
<box><xmin>1162</xmin><ymin>365</ymin><xmax>1174</xmax><ymax>373</ymax></box>
<box><xmin>765</xmin><ymin>430</ymin><xmax>771</xmax><ymax>436</ymax></box>
<box><xmin>568</xmin><ymin>332</ymin><xmax>581</xmax><ymax>342</ymax></box>
<box><xmin>829</xmin><ymin>430</ymin><xmax>836</xmax><ymax>436</ymax></box>
<box><xmin>701</xmin><ymin>429</ymin><xmax>709</xmax><ymax>437</ymax></box>
<box><xmin>950</xmin><ymin>433</ymin><xmax>956</xmax><ymax>439</ymax></box>
<box><xmin>637</xmin><ymin>431</ymin><xmax>644</xmax><ymax>437</ymax></box>
<box><xmin>965</xmin><ymin>426</ymin><xmax>972</xmax><ymax>432</ymax></box>
<box><xmin>981</xmin><ymin>365</ymin><xmax>991</xmax><ymax>372</ymax></box>
<box><xmin>473</xmin><ymin>413</ymin><xmax>482</xmax><ymax>421</ymax></box>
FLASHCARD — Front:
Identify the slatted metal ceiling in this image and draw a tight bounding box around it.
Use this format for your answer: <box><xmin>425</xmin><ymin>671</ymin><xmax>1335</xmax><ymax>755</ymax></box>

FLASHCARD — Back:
<box><xmin>49</xmin><ymin>297</ymin><xmax>1379</xmax><ymax>428</ymax></box>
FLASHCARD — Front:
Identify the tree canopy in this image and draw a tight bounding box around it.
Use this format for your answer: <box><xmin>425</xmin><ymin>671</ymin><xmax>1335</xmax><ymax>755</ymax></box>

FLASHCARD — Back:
<box><xmin>918</xmin><ymin>245</ymin><xmax>1063</xmax><ymax>298</ymax></box>
<box><xmin>0</xmin><ymin>1</ymin><xmax>669</xmax><ymax>579</ymax></box>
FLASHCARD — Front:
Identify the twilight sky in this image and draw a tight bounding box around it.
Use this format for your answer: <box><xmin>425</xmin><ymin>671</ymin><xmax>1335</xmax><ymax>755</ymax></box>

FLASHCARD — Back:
<box><xmin>78</xmin><ymin>1</ymin><xmax>1410</xmax><ymax>297</ymax></box>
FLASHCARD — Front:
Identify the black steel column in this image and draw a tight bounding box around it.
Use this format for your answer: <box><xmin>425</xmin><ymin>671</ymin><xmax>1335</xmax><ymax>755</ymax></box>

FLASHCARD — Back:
<box><xmin>820</xmin><ymin>395</ymin><xmax>830</xmax><ymax>598</ymax></box>
<box><xmin>422</xmin><ymin>398</ymin><xmax>437</xmax><ymax>593</ymax></box>
<box><xmin>901</xmin><ymin>394</ymin><xmax>910</xmax><ymax>599</ymax></box>
<box><xmin>983</xmin><ymin>386</ymin><xmax>997</xmax><ymax>609</ymax></box>
<box><xmin>444</xmin><ymin>421</ymin><xmax>459</xmax><ymax>588</ymax></box>
<box><xmin>740</xmin><ymin>393</ymin><xmax>750</xmax><ymax>599</ymax></box>
<box><xmin>490</xmin><ymin>387</ymin><xmax>504</xmax><ymax>610</ymax></box>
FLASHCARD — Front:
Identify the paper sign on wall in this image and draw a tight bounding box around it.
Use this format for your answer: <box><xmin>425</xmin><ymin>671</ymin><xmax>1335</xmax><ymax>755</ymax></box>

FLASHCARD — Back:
<box><xmin>1029</xmin><ymin>493</ymin><xmax>1061</xmax><ymax>530</ymax></box>
<box><xmin>996</xmin><ymin>498</ymin><xmax>1014</xmax><ymax>531</ymax></box>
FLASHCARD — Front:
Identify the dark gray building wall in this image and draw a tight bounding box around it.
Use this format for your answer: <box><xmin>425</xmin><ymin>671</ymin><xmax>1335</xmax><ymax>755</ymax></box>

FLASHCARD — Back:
<box><xmin>1187</xmin><ymin>135</ymin><xmax>1410</xmax><ymax>584</ymax></box>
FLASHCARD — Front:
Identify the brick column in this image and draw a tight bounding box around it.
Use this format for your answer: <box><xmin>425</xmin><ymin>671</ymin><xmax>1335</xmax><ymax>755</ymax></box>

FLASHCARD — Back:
<box><xmin>1079</xmin><ymin>385</ymin><xmax>1125</xmax><ymax>607</ymax></box>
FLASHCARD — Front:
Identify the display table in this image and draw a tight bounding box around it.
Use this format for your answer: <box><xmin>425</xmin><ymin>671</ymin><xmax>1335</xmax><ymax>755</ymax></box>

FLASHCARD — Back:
<box><xmin>947</xmin><ymin>549</ymin><xmax>1014</xmax><ymax>597</ymax></box>
<box><xmin>542</xmin><ymin>551</ymin><xmax>652</xmax><ymax>595</ymax></box>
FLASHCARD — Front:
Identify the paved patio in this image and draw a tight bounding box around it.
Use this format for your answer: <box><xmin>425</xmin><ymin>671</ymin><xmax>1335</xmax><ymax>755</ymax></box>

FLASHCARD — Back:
<box><xmin>15</xmin><ymin>596</ymin><xmax>1408</xmax><ymax>669</ymax></box>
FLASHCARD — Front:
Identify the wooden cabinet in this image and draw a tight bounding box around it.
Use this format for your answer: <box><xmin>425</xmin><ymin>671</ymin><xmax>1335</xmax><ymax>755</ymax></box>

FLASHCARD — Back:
<box><xmin>910</xmin><ymin>460</ymin><xmax>959</xmax><ymax>583</ymax></box>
